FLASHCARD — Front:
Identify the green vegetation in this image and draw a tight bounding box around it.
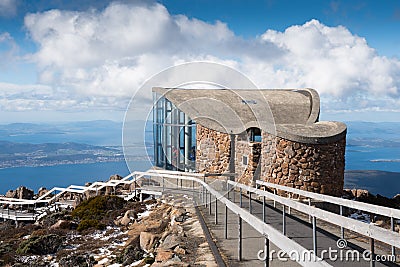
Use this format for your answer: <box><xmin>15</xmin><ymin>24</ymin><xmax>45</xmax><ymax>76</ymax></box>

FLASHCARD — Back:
<box><xmin>72</xmin><ymin>195</ymin><xmax>126</xmax><ymax>231</ymax></box>
<box><xmin>76</xmin><ymin>219</ymin><xmax>105</xmax><ymax>231</ymax></box>
<box><xmin>16</xmin><ymin>234</ymin><xmax>63</xmax><ymax>255</ymax></box>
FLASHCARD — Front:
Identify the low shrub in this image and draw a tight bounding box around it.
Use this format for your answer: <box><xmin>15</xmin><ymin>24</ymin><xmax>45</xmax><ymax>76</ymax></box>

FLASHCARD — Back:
<box><xmin>16</xmin><ymin>234</ymin><xmax>62</xmax><ymax>255</ymax></box>
<box><xmin>72</xmin><ymin>195</ymin><xmax>125</xmax><ymax>231</ymax></box>
<box><xmin>76</xmin><ymin>219</ymin><xmax>105</xmax><ymax>232</ymax></box>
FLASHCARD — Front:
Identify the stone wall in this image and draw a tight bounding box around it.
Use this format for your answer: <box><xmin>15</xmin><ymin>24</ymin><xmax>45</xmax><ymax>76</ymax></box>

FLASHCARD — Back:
<box><xmin>195</xmin><ymin>124</ymin><xmax>345</xmax><ymax>196</ymax></box>
<box><xmin>235</xmin><ymin>133</ymin><xmax>261</xmax><ymax>186</ymax></box>
<box><xmin>196</xmin><ymin>124</ymin><xmax>231</xmax><ymax>173</ymax></box>
<box><xmin>260</xmin><ymin>133</ymin><xmax>346</xmax><ymax>196</ymax></box>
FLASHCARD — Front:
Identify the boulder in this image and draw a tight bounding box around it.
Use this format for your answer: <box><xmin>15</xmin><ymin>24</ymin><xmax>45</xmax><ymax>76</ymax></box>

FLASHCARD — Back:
<box><xmin>160</xmin><ymin>258</ymin><xmax>189</xmax><ymax>267</ymax></box>
<box><xmin>6</xmin><ymin>186</ymin><xmax>34</xmax><ymax>200</ymax></box>
<box><xmin>109</xmin><ymin>174</ymin><xmax>122</xmax><ymax>180</ymax></box>
<box><xmin>37</xmin><ymin>187</ymin><xmax>48</xmax><ymax>197</ymax></box>
<box><xmin>174</xmin><ymin>246</ymin><xmax>186</xmax><ymax>255</ymax></box>
<box><xmin>356</xmin><ymin>189</ymin><xmax>370</xmax><ymax>199</ymax></box>
<box><xmin>118</xmin><ymin>245</ymin><xmax>145</xmax><ymax>266</ymax></box>
<box><xmin>5</xmin><ymin>189</ymin><xmax>16</xmax><ymax>198</ymax></box>
<box><xmin>50</xmin><ymin>220</ymin><xmax>72</xmax><ymax>230</ymax></box>
<box><xmin>120</xmin><ymin>215</ymin><xmax>131</xmax><ymax>226</ymax></box>
<box><xmin>140</xmin><ymin>232</ymin><xmax>159</xmax><ymax>252</ymax></box>
<box><xmin>155</xmin><ymin>249</ymin><xmax>174</xmax><ymax>262</ymax></box>
<box><xmin>120</xmin><ymin>209</ymin><xmax>139</xmax><ymax>226</ymax></box>
<box><xmin>59</xmin><ymin>253</ymin><xmax>96</xmax><ymax>267</ymax></box>
<box><xmin>160</xmin><ymin>234</ymin><xmax>180</xmax><ymax>250</ymax></box>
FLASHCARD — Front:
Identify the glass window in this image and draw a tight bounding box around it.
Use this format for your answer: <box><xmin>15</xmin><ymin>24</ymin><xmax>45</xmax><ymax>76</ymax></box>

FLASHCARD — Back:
<box><xmin>153</xmin><ymin>96</ymin><xmax>197</xmax><ymax>171</ymax></box>
<box><xmin>247</xmin><ymin>127</ymin><xmax>262</xmax><ymax>142</ymax></box>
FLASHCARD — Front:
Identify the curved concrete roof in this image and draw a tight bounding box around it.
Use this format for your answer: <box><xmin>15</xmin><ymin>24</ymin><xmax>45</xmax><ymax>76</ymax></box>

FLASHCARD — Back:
<box><xmin>153</xmin><ymin>87</ymin><xmax>346</xmax><ymax>144</ymax></box>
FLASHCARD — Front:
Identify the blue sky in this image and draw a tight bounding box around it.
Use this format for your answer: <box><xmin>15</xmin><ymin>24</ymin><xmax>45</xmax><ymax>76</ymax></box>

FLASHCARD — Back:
<box><xmin>0</xmin><ymin>0</ymin><xmax>400</xmax><ymax>123</ymax></box>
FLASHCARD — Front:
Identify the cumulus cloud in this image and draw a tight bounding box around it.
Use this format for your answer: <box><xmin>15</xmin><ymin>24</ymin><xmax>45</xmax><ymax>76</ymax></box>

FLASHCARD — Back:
<box><xmin>6</xmin><ymin>2</ymin><xmax>399</xmax><ymax>114</ymax></box>
<box><xmin>257</xmin><ymin>20</ymin><xmax>400</xmax><ymax>97</ymax></box>
<box><xmin>0</xmin><ymin>0</ymin><xmax>17</xmax><ymax>17</ymax></box>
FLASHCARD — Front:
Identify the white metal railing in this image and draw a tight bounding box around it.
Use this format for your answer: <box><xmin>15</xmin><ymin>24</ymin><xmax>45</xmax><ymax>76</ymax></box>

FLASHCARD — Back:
<box><xmin>256</xmin><ymin>180</ymin><xmax>400</xmax><ymax>219</ymax></box>
<box><xmin>255</xmin><ymin>179</ymin><xmax>399</xmax><ymax>259</ymax></box>
<box><xmin>0</xmin><ymin>172</ymin><xmax>148</xmax><ymax>220</ymax></box>
<box><xmin>144</xmin><ymin>169</ymin><xmax>331</xmax><ymax>267</ymax></box>
<box><xmin>229</xmin><ymin>180</ymin><xmax>400</xmax><ymax>249</ymax></box>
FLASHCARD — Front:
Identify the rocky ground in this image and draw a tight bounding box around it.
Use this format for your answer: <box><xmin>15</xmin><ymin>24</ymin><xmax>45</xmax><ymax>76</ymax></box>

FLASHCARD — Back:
<box><xmin>0</xmin><ymin>193</ymin><xmax>217</xmax><ymax>266</ymax></box>
<box><xmin>342</xmin><ymin>188</ymin><xmax>400</xmax><ymax>229</ymax></box>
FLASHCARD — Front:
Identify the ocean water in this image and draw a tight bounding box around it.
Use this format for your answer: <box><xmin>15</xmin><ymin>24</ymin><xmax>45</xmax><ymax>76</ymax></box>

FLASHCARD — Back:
<box><xmin>346</xmin><ymin>145</ymin><xmax>400</xmax><ymax>172</ymax></box>
<box><xmin>0</xmin><ymin>144</ymin><xmax>399</xmax><ymax>197</ymax></box>
<box><xmin>0</xmin><ymin>161</ymin><xmax>152</xmax><ymax>195</ymax></box>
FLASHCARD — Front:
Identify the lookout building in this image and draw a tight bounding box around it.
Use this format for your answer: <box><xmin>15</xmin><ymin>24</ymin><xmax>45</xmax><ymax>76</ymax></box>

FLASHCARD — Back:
<box><xmin>152</xmin><ymin>87</ymin><xmax>347</xmax><ymax>196</ymax></box>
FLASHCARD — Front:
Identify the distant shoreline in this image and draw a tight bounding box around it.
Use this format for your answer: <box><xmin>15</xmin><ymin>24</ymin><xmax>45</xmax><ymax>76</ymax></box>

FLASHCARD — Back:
<box><xmin>344</xmin><ymin>169</ymin><xmax>400</xmax><ymax>198</ymax></box>
<box><xmin>0</xmin><ymin>163</ymin><xmax>398</xmax><ymax>198</ymax></box>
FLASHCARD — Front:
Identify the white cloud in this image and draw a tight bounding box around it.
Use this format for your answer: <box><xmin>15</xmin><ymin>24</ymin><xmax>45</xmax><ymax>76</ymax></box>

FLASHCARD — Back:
<box><xmin>0</xmin><ymin>32</ymin><xmax>18</xmax><ymax>68</ymax></box>
<box><xmin>4</xmin><ymin>2</ymin><xmax>398</xmax><ymax>116</ymax></box>
<box><xmin>256</xmin><ymin>19</ymin><xmax>400</xmax><ymax>97</ymax></box>
<box><xmin>0</xmin><ymin>0</ymin><xmax>17</xmax><ymax>17</ymax></box>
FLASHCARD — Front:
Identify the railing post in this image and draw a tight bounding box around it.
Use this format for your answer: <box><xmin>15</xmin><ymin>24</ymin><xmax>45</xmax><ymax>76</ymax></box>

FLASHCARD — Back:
<box><xmin>249</xmin><ymin>191</ymin><xmax>252</xmax><ymax>214</ymax></box>
<box><xmin>205</xmin><ymin>190</ymin><xmax>208</xmax><ymax>208</ymax></box>
<box><xmin>209</xmin><ymin>194</ymin><xmax>212</xmax><ymax>215</ymax></box>
<box><xmin>282</xmin><ymin>205</ymin><xmax>286</xmax><ymax>235</ymax></box>
<box><xmin>340</xmin><ymin>205</ymin><xmax>344</xmax><ymax>239</ymax></box>
<box><xmin>264</xmin><ymin>234</ymin><xmax>270</xmax><ymax>267</ymax></box>
<box><xmin>263</xmin><ymin>195</ymin><xmax>266</xmax><ymax>223</ymax></box>
<box><xmin>308</xmin><ymin>198</ymin><xmax>312</xmax><ymax>223</ymax></box>
<box><xmin>215</xmin><ymin>197</ymin><xmax>218</xmax><ymax>225</ymax></box>
<box><xmin>312</xmin><ymin>216</ymin><xmax>317</xmax><ymax>255</ymax></box>
<box><xmin>288</xmin><ymin>194</ymin><xmax>291</xmax><ymax>215</ymax></box>
<box><xmin>238</xmin><ymin>215</ymin><xmax>242</xmax><ymax>261</ymax></box>
<box><xmin>233</xmin><ymin>186</ymin><xmax>236</xmax><ymax>202</ymax></box>
<box><xmin>134</xmin><ymin>179</ymin><xmax>137</xmax><ymax>199</ymax></box>
<box><xmin>273</xmin><ymin>189</ymin><xmax>276</xmax><ymax>208</ymax></box>
<box><xmin>370</xmin><ymin>238</ymin><xmax>375</xmax><ymax>267</ymax></box>
<box><xmin>391</xmin><ymin>217</ymin><xmax>396</xmax><ymax>258</ymax></box>
<box><xmin>224</xmin><ymin>205</ymin><xmax>228</xmax><ymax>239</ymax></box>
<box><xmin>227</xmin><ymin>182</ymin><xmax>230</xmax><ymax>200</ymax></box>
<box><xmin>240</xmin><ymin>188</ymin><xmax>243</xmax><ymax>208</ymax></box>
<box><xmin>162</xmin><ymin>177</ymin><xmax>165</xmax><ymax>192</ymax></box>
<box><xmin>201</xmin><ymin>185</ymin><xmax>204</xmax><ymax>205</ymax></box>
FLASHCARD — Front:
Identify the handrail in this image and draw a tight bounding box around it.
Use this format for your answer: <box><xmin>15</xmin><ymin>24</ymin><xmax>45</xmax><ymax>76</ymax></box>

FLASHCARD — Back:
<box><xmin>139</xmin><ymin>171</ymin><xmax>331</xmax><ymax>267</ymax></box>
<box><xmin>256</xmin><ymin>180</ymin><xmax>400</xmax><ymax>219</ymax></box>
<box><xmin>0</xmin><ymin>172</ymin><xmax>145</xmax><ymax>220</ymax></box>
<box><xmin>230</xmin><ymin>180</ymin><xmax>400</xmax><ymax>248</ymax></box>
<box><xmin>147</xmin><ymin>169</ymin><xmax>205</xmax><ymax>177</ymax></box>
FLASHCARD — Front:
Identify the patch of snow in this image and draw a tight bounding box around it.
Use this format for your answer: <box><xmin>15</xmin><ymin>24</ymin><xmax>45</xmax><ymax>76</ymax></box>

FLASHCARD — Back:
<box><xmin>138</xmin><ymin>210</ymin><xmax>151</xmax><ymax>219</ymax></box>
<box><xmin>18</xmin><ymin>255</ymin><xmax>39</xmax><ymax>263</ymax></box>
<box><xmin>349</xmin><ymin>212</ymin><xmax>371</xmax><ymax>224</ymax></box>
<box><xmin>136</xmin><ymin>203</ymin><xmax>155</xmax><ymax>220</ymax></box>
<box><xmin>97</xmin><ymin>257</ymin><xmax>109</xmax><ymax>264</ymax></box>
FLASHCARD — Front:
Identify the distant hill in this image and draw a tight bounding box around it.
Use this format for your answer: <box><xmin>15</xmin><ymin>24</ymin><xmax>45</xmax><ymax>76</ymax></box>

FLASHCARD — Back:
<box><xmin>0</xmin><ymin>141</ymin><xmax>125</xmax><ymax>169</ymax></box>
<box><xmin>0</xmin><ymin>120</ymin><xmax>153</xmax><ymax>147</ymax></box>
<box><xmin>0</xmin><ymin>120</ymin><xmax>123</xmax><ymax>146</ymax></box>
